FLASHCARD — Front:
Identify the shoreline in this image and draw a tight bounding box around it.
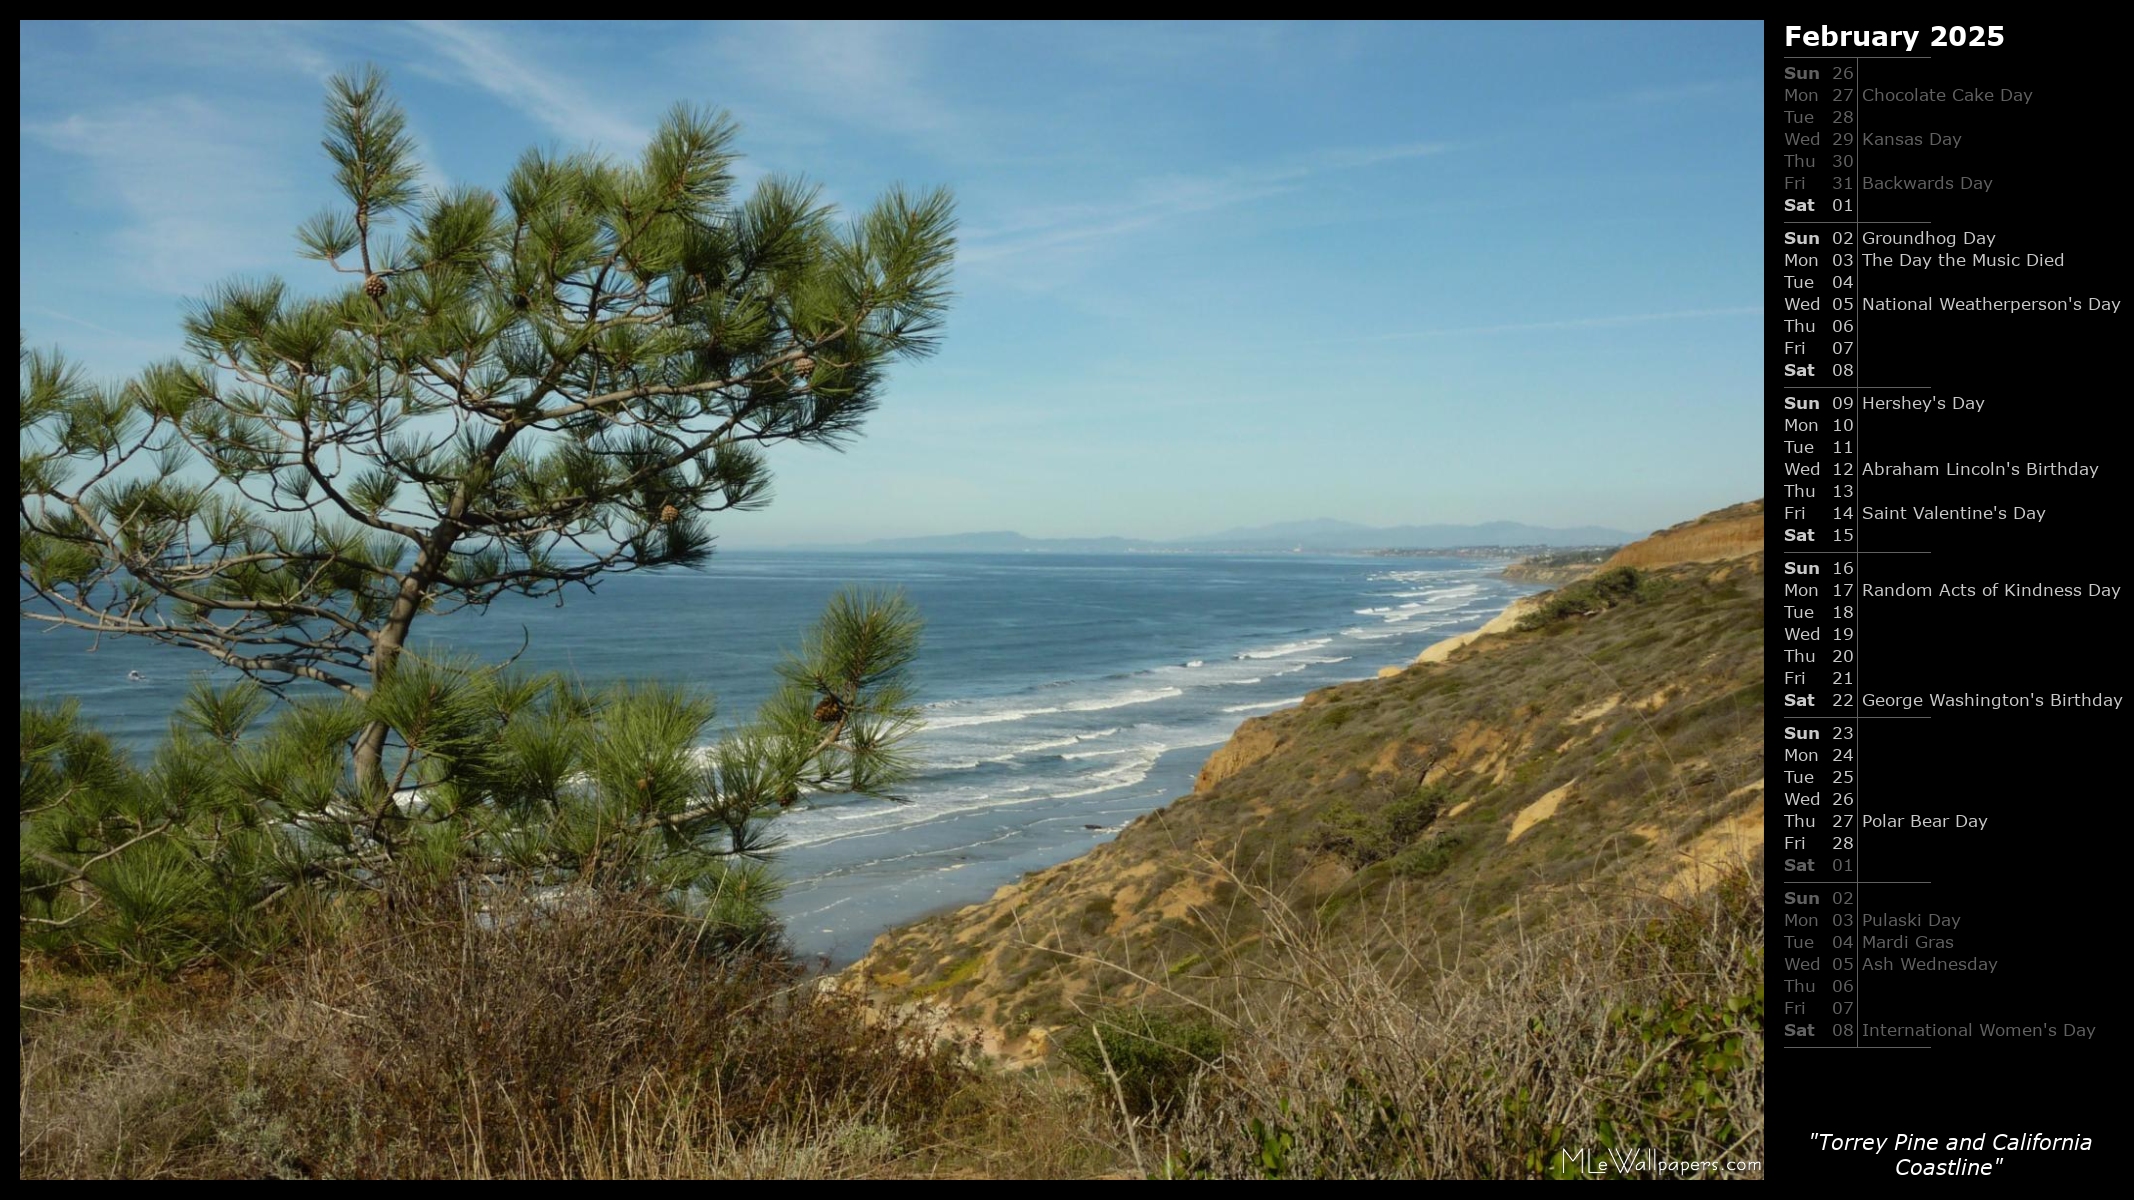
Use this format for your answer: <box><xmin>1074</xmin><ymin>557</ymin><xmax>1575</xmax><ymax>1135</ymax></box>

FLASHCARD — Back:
<box><xmin>822</xmin><ymin>585</ymin><xmax>1546</xmax><ymax>971</ymax></box>
<box><xmin>1387</xmin><ymin>590</ymin><xmax>1545</xmax><ymax>672</ymax></box>
<box><xmin>787</xmin><ymin>739</ymin><xmax>1217</xmax><ymax>969</ymax></box>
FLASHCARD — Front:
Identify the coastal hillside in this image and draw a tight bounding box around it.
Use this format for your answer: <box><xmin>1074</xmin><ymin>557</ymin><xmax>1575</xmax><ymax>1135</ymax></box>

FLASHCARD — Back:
<box><xmin>849</xmin><ymin>504</ymin><xmax>1766</xmax><ymax>1064</ymax></box>
<box><xmin>1495</xmin><ymin>499</ymin><xmax>1763</xmax><ymax>584</ymax></box>
<box><xmin>1603</xmin><ymin>498</ymin><xmax>1765</xmax><ymax>569</ymax></box>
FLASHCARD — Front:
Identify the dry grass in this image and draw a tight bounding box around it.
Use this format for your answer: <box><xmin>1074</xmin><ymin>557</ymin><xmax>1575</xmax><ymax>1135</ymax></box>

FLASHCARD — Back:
<box><xmin>19</xmin><ymin>966</ymin><xmax>253</xmax><ymax>1179</ymax></box>
<box><xmin>1060</xmin><ymin>863</ymin><xmax>1765</xmax><ymax>1179</ymax></box>
<box><xmin>19</xmin><ymin>872</ymin><xmax>1760</xmax><ymax>1181</ymax></box>
<box><xmin>18</xmin><ymin>885</ymin><xmax>1116</xmax><ymax>1179</ymax></box>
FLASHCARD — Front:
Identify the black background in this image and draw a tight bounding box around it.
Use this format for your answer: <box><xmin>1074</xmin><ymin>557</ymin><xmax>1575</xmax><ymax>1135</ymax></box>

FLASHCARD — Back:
<box><xmin>1766</xmin><ymin>23</ymin><xmax>2122</xmax><ymax>1179</ymax></box>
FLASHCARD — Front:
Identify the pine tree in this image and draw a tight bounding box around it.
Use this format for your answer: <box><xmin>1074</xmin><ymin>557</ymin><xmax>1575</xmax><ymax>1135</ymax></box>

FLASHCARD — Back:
<box><xmin>18</xmin><ymin>69</ymin><xmax>951</xmax><ymax>965</ymax></box>
<box><xmin>19</xmin><ymin>67</ymin><xmax>954</xmax><ymax>793</ymax></box>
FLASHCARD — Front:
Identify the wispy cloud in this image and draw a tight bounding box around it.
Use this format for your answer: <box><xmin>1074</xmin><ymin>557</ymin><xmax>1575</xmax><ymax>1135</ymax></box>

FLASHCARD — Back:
<box><xmin>1364</xmin><ymin>306</ymin><xmax>1763</xmax><ymax>340</ymax></box>
<box><xmin>31</xmin><ymin>307</ymin><xmax>132</xmax><ymax>339</ymax></box>
<box><xmin>73</xmin><ymin>21</ymin><xmax>337</xmax><ymax>84</ymax></box>
<box><xmin>1062</xmin><ymin>21</ymin><xmax>1295</xmax><ymax>71</ymax></box>
<box><xmin>706</xmin><ymin>21</ymin><xmax>970</xmax><ymax>151</ymax></box>
<box><xmin>409</xmin><ymin>21</ymin><xmax>650</xmax><ymax>150</ymax></box>
<box><xmin>963</xmin><ymin>140</ymin><xmax>1453</xmax><ymax>268</ymax></box>
<box><xmin>23</xmin><ymin>96</ymin><xmax>299</xmax><ymax>295</ymax></box>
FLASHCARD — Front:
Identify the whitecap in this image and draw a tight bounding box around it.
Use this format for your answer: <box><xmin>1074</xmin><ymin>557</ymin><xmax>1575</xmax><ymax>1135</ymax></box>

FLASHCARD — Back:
<box><xmin>1340</xmin><ymin>626</ymin><xmax>1406</xmax><ymax>640</ymax></box>
<box><xmin>1007</xmin><ymin>728</ymin><xmax>1119</xmax><ymax>756</ymax></box>
<box><xmin>1222</xmin><ymin>696</ymin><xmax>1305</xmax><ymax>714</ymax></box>
<box><xmin>1236</xmin><ymin>637</ymin><xmax>1334</xmax><ymax>660</ymax></box>
<box><xmin>1060</xmin><ymin>746</ymin><xmax>1136</xmax><ymax>760</ymax></box>
<box><xmin>926</xmin><ymin>704</ymin><xmax>1063</xmax><ymax>729</ymax></box>
<box><xmin>1063</xmin><ymin>686</ymin><xmax>1183</xmax><ymax>712</ymax></box>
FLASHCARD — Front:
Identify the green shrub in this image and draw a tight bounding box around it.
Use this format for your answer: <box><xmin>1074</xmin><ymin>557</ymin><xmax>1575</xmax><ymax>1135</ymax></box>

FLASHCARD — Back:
<box><xmin>1380</xmin><ymin>787</ymin><xmax>1444</xmax><ymax>845</ymax></box>
<box><xmin>1389</xmin><ymin>829</ymin><xmax>1467</xmax><ymax>879</ymax></box>
<box><xmin>1058</xmin><ymin>1007</ymin><xmax>1225</xmax><ymax>1116</ymax></box>
<box><xmin>1593</xmin><ymin>972</ymin><xmax>1763</xmax><ymax>1168</ymax></box>
<box><xmin>1518</xmin><ymin>548</ymin><xmax>1617</xmax><ymax>570</ymax></box>
<box><xmin>1515</xmin><ymin>566</ymin><xmax>1663</xmax><ymax>631</ymax></box>
<box><xmin>1312</xmin><ymin>784</ymin><xmax>1452</xmax><ymax>868</ymax></box>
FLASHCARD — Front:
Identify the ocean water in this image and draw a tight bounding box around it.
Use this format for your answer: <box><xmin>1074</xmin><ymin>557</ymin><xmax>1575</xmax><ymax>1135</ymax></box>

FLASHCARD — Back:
<box><xmin>18</xmin><ymin>551</ymin><xmax>1537</xmax><ymax>964</ymax></box>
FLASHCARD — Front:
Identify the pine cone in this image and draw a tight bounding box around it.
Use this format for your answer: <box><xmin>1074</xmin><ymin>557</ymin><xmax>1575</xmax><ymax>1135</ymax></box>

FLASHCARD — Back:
<box><xmin>790</xmin><ymin>355</ymin><xmax>815</xmax><ymax>377</ymax></box>
<box><xmin>363</xmin><ymin>274</ymin><xmax>389</xmax><ymax>298</ymax></box>
<box><xmin>659</xmin><ymin>504</ymin><xmax>679</xmax><ymax>524</ymax></box>
<box><xmin>812</xmin><ymin>694</ymin><xmax>846</xmax><ymax>724</ymax></box>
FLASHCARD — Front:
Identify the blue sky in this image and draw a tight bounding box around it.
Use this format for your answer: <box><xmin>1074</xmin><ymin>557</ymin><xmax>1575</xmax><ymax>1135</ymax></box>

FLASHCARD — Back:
<box><xmin>19</xmin><ymin>21</ymin><xmax>1762</xmax><ymax>545</ymax></box>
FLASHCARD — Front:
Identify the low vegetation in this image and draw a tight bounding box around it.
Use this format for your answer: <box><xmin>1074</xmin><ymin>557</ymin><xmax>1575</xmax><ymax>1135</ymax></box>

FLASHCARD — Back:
<box><xmin>23</xmin><ymin>868</ymin><xmax>1759</xmax><ymax>1179</ymax></box>
<box><xmin>20</xmin><ymin>885</ymin><xmax>1114</xmax><ymax>1179</ymax></box>
<box><xmin>1513</xmin><ymin>564</ymin><xmax>1663</xmax><ymax>630</ymax></box>
<box><xmin>1057</xmin><ymin>1007</ymin><xmax>1226</xmax><ymax>1118</ymax></box>
<box><xmin>1107</xmin><ymin>869</ymin><xmax>1764</xmax><ymax>1179</ymax></box>
<box><xmin>1519</xmin><ymin>547</ymin><xmax>1617</xmax><ymax>569</ymax></box>
<box><xmin>1311</xmin><ymin>782</ymin><xmax>1451</xmax><ymax>868</ymax></box>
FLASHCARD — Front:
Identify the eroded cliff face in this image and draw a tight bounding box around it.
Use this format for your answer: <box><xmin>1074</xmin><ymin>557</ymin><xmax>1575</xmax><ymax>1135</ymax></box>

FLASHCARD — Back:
<box><xmin>1192</xmin><ymin>717</ymin><xmax>1282</xmax><ymax>791</ymax></box>
<box><xmin>844</xmin><ymin>506</ymin><xmax>1765</xmax><ymax>1064</ymax></box>
<box><xmin>1604</xmin><ymin>499</ymin><xmax>1765</xmax><ymax>570</ymax></box>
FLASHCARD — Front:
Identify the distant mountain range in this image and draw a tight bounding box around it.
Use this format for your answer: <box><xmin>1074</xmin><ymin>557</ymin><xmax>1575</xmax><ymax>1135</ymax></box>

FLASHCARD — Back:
<box><xmin>792</xmin><ymin>519</ymin><xmax>1637</xmax><ymax>554</ymax></box>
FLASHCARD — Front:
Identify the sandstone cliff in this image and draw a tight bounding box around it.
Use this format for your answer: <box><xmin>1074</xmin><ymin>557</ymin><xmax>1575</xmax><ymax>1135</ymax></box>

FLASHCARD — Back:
<box><xmin>1604</xmin><ymin>498</ymin><xmax>1764</xmax><ymax>569</ymax></box>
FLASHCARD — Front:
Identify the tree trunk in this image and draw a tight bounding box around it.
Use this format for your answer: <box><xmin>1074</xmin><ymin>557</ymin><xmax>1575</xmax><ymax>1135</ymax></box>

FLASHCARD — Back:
<box><xmin>356</xmin><ymin>561</ymin><xmax>429</xmax><ymax>798</ymax></box>
<box><xmin>353</xmin><ymin>721</ymin><xmax>392</xmax><ymax>798</ymax></box>
<box><xmin>354</xmin><ymin>618</ymin><xmax>410</xmax><ymax>799</ymax></box>
<box><xmin>356</xmin><ymin>429</ymin><xmax>511</xmax><ymax>797</ymax></box>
